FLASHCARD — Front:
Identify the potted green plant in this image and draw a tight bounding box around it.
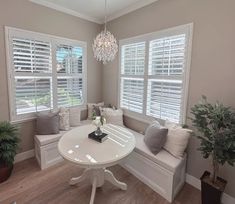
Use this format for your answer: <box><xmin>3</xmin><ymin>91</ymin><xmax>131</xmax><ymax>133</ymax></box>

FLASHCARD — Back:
<box><xmin>190</xmin><ymin>96</ymin><xmax>235</xmax><ymax>204</ymax></box>
<box><xmin>0</xmin><ymin>121</ymin><xmax>20</xmax><ymax>183</ymax></box>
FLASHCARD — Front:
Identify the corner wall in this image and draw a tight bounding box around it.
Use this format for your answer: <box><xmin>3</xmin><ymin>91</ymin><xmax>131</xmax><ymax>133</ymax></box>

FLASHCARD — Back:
<box><xmin>0</xmin><ymin>0</ymin><xmax>102</xmax><ymax>152</ymax></box>
<box><xmin>102</xmin><ymin>0</ymin><xmax>235</xmax><ymax>198</ymax></box>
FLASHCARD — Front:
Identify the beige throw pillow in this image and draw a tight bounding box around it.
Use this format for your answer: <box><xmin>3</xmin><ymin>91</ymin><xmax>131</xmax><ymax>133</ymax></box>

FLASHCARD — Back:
<box><xmin>100</xmin><ymin>108</ymin><xmax>124</xmax><ymax>126</ymax></box>
<box><xmin>59</xmin><ymin>107</ymin><xmax>70</xmax><ymax>131</ymax></box>
<box><xmin>163</xmin><ymin>120</ymin><xmax>192</xmax><ymax>158</ymax></box>
<box><xmin>69</xmin><ymin>107</ymin><xmax>81</xmax><ymax>127</ymax></box>
<box><xmin>87</xmin><ymin>102</ymin><xmax>104</xmax><ymax>119</ymax></box>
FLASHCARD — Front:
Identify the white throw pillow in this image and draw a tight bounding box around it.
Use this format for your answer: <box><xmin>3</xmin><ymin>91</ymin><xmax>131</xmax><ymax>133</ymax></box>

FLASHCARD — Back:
<box><xmin>69</xmin><ymin>107</ymin><xmax>81</xmax><ymax>127</ymax></box>
<box><xmin>100</xmin><ymin>108</ymin><xmax>124</xmax><ymax>127</ymax></box>
<box><xmin>163</xmin><ymin>120</ymin><xmax>192</xmax><ymax>158</ymax></box>
<box><xmin>59</xmin><ymin>107</ymin><xmax>70</xmax><ymax>131</ymax></box>
<box><xmin>87</xmin><ymin>102</ymin><xmax>104</xmax><ymax>119</ymax></box>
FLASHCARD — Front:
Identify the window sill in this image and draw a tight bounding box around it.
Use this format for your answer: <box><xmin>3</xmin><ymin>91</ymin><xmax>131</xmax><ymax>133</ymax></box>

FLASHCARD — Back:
<box><xmin>122</xmin><ymin>109</ymin><xmax>163</xmax><ymax>125</ymax></box>
<box><xmin>11</xmin><ymin>106</ymin><xmax>87</xmax><ymax>125</ymax></box>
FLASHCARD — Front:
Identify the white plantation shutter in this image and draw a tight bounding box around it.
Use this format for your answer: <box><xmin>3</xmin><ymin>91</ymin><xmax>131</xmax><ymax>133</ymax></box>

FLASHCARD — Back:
<box><xmin>57</xmin><ymin>77</ymin><xmax>83</xmax><ymax>107</ymax></box>
<box><xmin>121</xmin><ymin>42</ymin><xmax>145</xmax><ymax>75</ymax></box>
<box><xmin>148</xmin><ymin>35</ymin><xmax>186</xmax><ymax>76</ymax></box>
<box><xmin>146</xmin><ymin>34</ymin><xmax>186</xmax><ymax>123</ymax></box>
<box><xmin>7</xmin><ymin>27</ymin><xmax>87</xmax><ymax>121</ymax></box>
<box><xmin>119</xmin><ymin>24</ymin><xmax>192</xmax><ymax>124</ymax></box>
<box><xmin>121</xmin><ymin>78</ymin><xmax>144</xmax><ymax>113</ymax></box>
<box><xmin>56</xmin><ymin>44</ymin><xmax>84</xmax><ymax>107</ymax></box>
<box><xmin>147</xmin><ymin>79</ymin><xmax>182</xmax><ymax>123</ymax></box>
<box><xmin>12</xmin><ymin>37</ymin><xmax>53</xmax><ymax>115</ymax></box>
<box><xmin>13</xmin><ymin>38</ymin><xmax>52</xmax><ymax>73</ymax></box>
<box><xmin>120</xmin><ymin>42</ymin><xmax>145</xmax><ymax>113</ymax></box>
<box><xmin>147</xmin><ymin>34</ymin><xmax>187</xmax><ymax>123</ymax></box>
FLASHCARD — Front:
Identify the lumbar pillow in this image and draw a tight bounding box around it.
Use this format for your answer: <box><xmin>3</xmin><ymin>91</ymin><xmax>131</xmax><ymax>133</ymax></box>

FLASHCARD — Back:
<box><xmin>59</xmin><ymin>107</ymin><xmax>70</xmax><ymax>131</ymax></box>
<box><xmin>69</xmin><ymin>107</ymin><xmax>81</xmax><ymax>127</ymax></box>
<box><xmin>144</xmin><ymin>121</ymin><xmax>168</xmax><ymax>155</ymax></box>
<box><xmin>36</xmin><ymin>112</ymin><xmax>60</xmax><ymax>135</ymax></box>
<box><xmin>164</xmin><ymin>120</ymin><xmax>192</xmax><ymax>158</ymax></box>
<box><xmin>100</xmin><ymin>108</ymin><xmax>124</xmax><ymax>126</ymax></box>
<box><xmin>87</xmin><ymin>102</ymin><xmax>104</xmax><ymax>119</ymax></box>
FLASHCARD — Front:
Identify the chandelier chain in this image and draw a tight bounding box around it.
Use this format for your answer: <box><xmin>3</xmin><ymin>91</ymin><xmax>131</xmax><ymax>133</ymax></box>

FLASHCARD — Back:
<box><xmin>105</xmin><ymin>0</ymin><xmax>107</xmax><ymax>32</ymax></box>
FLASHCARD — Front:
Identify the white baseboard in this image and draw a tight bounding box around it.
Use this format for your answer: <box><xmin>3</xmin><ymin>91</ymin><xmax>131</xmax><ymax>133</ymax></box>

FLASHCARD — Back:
<box><xmin>186</xmin><ymin>173</ymin><xmax>235</xmax><ymax>204</ymax></box>
<box><xmin>14</xmin><ymin>149</ymin><xmax>35</xmax><ymax>163</ymax></box>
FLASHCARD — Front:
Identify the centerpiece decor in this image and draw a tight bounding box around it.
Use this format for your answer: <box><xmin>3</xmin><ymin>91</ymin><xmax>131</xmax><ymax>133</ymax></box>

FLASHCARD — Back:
<box><xmin>190</xmin><ymin>96</ymin><xmax>235</xmax><ymax>204</ymax></box>
<box><xmin>0</xmin><ymin>121</ymin><xmax>20</xmax><ymax>183</ymax></box>
<box><xmin>93</xmin><ymin>116</ymin><xmax>106</xmax><ymax>136</ymax></box>
<box><xmin>92</xmin><ymin>0</ymin><xmax>118</xmax><ymax>64</ymax></box>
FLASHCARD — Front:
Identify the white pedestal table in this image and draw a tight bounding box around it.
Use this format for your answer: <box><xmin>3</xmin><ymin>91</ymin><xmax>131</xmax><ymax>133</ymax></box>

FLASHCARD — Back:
<box><xmin>58</xmin><ymin>123</ymin><xmax>136</xmax><ymax>204</ymax></box>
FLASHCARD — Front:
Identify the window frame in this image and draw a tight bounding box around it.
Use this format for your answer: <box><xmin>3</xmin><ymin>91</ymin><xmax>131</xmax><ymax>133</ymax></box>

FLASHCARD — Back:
<box><xmin>5</xmin><ymin>26</ymin><xmax>87</xmax><ymax>122</ymax></box>
<box><xmin>118</xmin><ymin>23</ymin><xmax>193</xmax><ymax>124</ymax></box>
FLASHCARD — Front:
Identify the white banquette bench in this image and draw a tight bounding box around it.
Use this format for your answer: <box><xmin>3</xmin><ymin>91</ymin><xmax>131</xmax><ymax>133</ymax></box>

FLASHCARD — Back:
<box><xmin>34</xmin><ymin>120</ymin><xmax>186</xmax><ymax>203</ymax></box>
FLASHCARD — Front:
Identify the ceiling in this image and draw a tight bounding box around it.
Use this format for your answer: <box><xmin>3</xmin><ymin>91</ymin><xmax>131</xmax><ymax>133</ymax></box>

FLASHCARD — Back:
<box><xmin>30</xmin><ymin>0</ymin><xmax>159</xmax><ymax>24</ymax></box>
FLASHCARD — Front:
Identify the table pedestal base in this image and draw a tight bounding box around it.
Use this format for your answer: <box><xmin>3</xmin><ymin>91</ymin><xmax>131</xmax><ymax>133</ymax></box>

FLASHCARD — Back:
<box><xmin>70</xmin><ymin>168</ymin><xmax>127</xmax><ymax>204</ymax></box>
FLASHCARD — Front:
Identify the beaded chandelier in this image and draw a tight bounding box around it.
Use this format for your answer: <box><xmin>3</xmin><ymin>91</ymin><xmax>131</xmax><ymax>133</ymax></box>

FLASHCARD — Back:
<box><xmin>92</xmin><ymin>0</ymin><xmax>118</xmax><ymax>64</ymax></box>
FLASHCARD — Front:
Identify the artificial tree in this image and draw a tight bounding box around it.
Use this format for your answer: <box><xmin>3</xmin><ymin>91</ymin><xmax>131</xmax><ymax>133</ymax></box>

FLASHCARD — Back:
<box><xmin>191</xmin><ymin>96</ymin><xmax>235</xmax><ymax>204</ymax></box>
<box><xmin>191</xmin><ymin>96</ymin><xmax>235</xmax><ymax>183</ymax></box>
<box><xmin>0</xmin><ymin>121</ymin><xmax>20</xmax><ymax>183</ymax></box>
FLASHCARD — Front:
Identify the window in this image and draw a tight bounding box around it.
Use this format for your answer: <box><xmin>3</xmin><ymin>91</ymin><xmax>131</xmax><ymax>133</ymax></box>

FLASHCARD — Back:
<box><xmin>6</xmin><ymin>27</ymin><xmax>87</xmax><ymax>122</ymax></box>
<box><xmin>119</xmin><ymin>24</ymin><xmax>193</xmax><ymax>123</ymax></box>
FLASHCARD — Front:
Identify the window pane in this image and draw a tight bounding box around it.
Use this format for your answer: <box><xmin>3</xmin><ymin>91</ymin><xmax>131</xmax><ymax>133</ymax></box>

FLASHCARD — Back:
<box><xmin>56</xmin><ymin>45</ymin><xmax>83</xmax><ymax>74</ymax></box>
<box><xmin>149</xmin><ymin>34</ymin><xmax>186</xmax><ymax>76</ymax></box>
<box><xmin>15</xmin><ymin>77</ymin><xmax>52</xmax><ymax>115</ymax></box>
<box><xmin>120</xmin><ymin>78</ymin><xmax>144</xmax><ymax>113</ymax></box>
<box><xmin>13</xmin><ymin>38</ymin><xmax>52</xmax><ymax>73</ymax></box>
<box><xmin>57</xmin><ymin>77</ymin><xmax>83</xmax><ymax>107</ymax></box>
<box><xmin>121</xmin><ymin>42</ymin><xmax>145</xmax><ymax>75</ymax></box>
<box><xmin>146</xmin><ymin>79</ymin><xmax>182</xmax><ymax>123</ymax></box>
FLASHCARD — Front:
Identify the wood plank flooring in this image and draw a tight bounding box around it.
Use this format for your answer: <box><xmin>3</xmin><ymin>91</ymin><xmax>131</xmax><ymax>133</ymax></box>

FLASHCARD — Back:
<box><xmin>0</xmin><ymin>158</ymin><xmax>201</xmax><ymax>204</ymax></box>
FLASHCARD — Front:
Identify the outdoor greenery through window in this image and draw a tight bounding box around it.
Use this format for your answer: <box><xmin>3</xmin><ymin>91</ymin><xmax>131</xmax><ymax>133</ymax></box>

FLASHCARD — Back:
<box><xmin>119</xmin><ymin>24</ymin><xmax>193</xmax><ymax>123</ymax></box>
<box><xmin>6</xmin><ymin>27</ymin><xmax>87</xmax><ymax>121</ymax></box>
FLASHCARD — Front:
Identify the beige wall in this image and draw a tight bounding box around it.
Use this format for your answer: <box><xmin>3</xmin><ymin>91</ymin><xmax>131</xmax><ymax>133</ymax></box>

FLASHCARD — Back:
<box><xmin>1</xmin><ymin>0</ymin><xmax>235</xmax><ymax>199</ymax></box>
<box><xmin>0</xmin><ymin>0</ymin><xmax>102</xmax><ymax>152</ymax></box>
<box><xmin>103</xmin><ymin>0</ymin><xmax>235</xmax><ymax>197</ymax></box>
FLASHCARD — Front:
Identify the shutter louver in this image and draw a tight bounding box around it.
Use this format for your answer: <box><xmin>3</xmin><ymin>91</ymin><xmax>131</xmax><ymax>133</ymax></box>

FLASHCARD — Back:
<box><xmin>147</xmin><ymin>34</ymin><xmax>187</xmax><ymax>123</ymax></box>
<box><xmin>13</xmin><ymin>38</ymin><xmax>52</xmax><ymax>73</ymax></box>
<box><xmin>121</xmin><ymin>42</ymin><xmax>145</xmax><ymax>75</ymax></box>
<box><xmin>121</xmin><ymin>78</ymin><xmax>144</xmax><ymax>113</ymax></box>
<box><xmin>148</xmin><ymin>35</ymin><xmax>186</xmax><ymax>76</ymax></box>
<box><xmin>57</xmin><ymin>77</ymin><xmax>83</xmax><ymax>107</ymax></box>
<box><xmin>147</xmin><ymin>79</ymin><xmax>182</xmax><ymax>123</ymax></box>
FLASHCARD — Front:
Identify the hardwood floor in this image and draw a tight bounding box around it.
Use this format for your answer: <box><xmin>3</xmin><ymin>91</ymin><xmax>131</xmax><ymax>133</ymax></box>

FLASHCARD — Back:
<box><xmin>0</xmin><ymin>158</ymin><xmax>201</xmax><ymax>204</ymax></box>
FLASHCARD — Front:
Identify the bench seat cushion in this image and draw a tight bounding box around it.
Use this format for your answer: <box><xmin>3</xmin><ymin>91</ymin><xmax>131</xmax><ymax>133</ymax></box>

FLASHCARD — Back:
<box><xmin>35</xmin><ymin>120</ymin><xmax>92</xmax><ymax>146</ymax></box>
<box><xmin>127</xmin><ymin>128</ymin><xmax>185</xmax><ymax>173</ymax></box>
<box><xmin>35</xmin><ymin>132</ymin><xmax>64</xmax><ymax>146</ymax></box>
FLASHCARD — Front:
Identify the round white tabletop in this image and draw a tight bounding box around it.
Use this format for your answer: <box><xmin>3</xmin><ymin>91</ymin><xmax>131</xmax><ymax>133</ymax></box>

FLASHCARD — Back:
<box><xmin>58</xmin><ymin>123</ymin><xmax>136</xmax><ymax>204</ymax></box>
<box><xmin>58</xmin><ymin>123</ymin><xmax>136</xmax><ymax>168</ymax></box>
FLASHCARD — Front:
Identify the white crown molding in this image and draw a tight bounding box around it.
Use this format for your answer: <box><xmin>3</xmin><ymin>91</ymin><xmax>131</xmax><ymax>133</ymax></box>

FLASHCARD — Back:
<box><xmin>186</xmin><ymin>174</ymin><xmax>235</xmax><ymax>204</ymax></box>
<box><xmin>29</xmin><ymin>0</ymin><xmax>159</xmax><ymax>24</ymax></box>
<box><xmin>29</xmin><ymin>0</ymin><xmax>103</xmax><ymax>24</ymax></box>
<box><xmin>107</xmin><ymin>0</ymin><xmax>159</xmax><ymax>22</ymax></box>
